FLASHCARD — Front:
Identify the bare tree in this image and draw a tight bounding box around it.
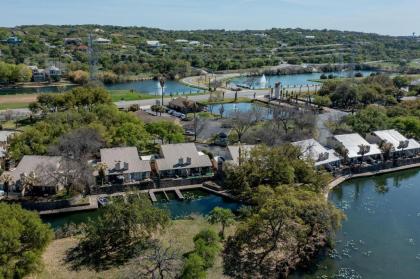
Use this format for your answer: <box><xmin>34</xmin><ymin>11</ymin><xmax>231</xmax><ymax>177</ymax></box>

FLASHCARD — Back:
<box><xmin>124</xmin><ymin>241</ymin><xmax>182</xmax><ymax>279</ymax></box>
<box><xmin>48</xmin><ymin>127</ymin><xmax>104</xmax><ymax>194</ymax></box>
<box><xmin>271</xmin><ymin>106</ymin><xmax>297</xmax><ymax>136</ymax></box>
<box><xmin>357</xmin><ymin>144</ymin><xmax>371</xmax><ymax>166</ymax></box>
<box><xmin>229</xmin><ymin>107</ymin><xmax>262</xmax><ymax>143</ymax></box>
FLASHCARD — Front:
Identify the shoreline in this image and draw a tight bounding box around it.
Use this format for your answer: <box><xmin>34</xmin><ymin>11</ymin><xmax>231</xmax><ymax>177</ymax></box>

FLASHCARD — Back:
<box><xmin>325</xmin><ymin>163</ymin><xmax>420</xmax><ymax>199</ymax></box>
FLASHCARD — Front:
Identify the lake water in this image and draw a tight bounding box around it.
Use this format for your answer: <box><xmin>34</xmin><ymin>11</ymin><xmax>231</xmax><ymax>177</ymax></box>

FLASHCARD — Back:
<box><xmin>0</xmin><ymin>80</ymin><xmax>203</xmax><ymax>95</ymax></box>
<box><xmin>42</xmin><ymin>189</ymin><xmax>241</xmax><ymax>230</ymax></box>
<box><xmin>229</xmin><ymin>70</ymin><xmax>376</xmax><ymax>89</ymax></box>
<box><xmin>292</xmin><ymin>168</ymin><xmax>420</xmax><ymax>279</ymax></box>
<box><xmin>208</xmin><ymin>102</ymin><xmax>273</xmax><ymax>119</ymax></box>
<box><xmin>105</xmin><ymin>79</ymin><xmax>204</xmax><ymax>95</ymax></box>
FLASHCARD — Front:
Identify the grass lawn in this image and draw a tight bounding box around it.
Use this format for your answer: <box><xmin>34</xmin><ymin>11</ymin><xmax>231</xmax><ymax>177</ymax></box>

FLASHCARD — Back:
<box><xmin>109</xmin><ymin>90</ymin><xmax>156</xmax><ymax>102</ymax></box>
<box><xmin>36</xmin><ymin>216</ymin><xmax>233</xmax><ymax>279</ymax></box>
<box><xmin>199</xmin><ymin>96</ymin><xmax>252</xmax><ymax>105</ymax></box>
<box><xmin>0</xmin><ymin>102</ymin><xmax>31</xmax><ymax>110</ymax></box>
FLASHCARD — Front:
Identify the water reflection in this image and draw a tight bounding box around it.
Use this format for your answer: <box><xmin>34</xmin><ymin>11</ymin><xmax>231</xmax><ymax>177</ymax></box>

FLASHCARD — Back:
<box><xmin>292</xmin><ymin>168</ymin><xmax>420</xmax><ymax>279</ymax></box>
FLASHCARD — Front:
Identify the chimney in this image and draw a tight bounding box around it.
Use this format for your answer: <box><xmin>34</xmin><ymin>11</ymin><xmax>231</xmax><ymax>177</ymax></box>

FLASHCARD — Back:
<box><xmin>115</xmin><ymin>161</ymin><xmax>121</xmax><ymax>170</ymax></box>
<box><xmin>124</xmin><ymin>162</ymin><xmax>129</xmax><ymax>170</ymax></box>
<box><xmin>186</xmin><ymin>157</ymin><xmax>192</xmax><ymax>165</ymax></box>
<box><xmin>178</xmin><ymin>157</ymin><xmax>184</xmax><ymax>165</ymax></box>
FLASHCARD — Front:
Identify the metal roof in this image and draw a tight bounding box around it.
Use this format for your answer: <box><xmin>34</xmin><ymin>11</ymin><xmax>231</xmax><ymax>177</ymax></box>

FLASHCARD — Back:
<box><xmin>334</xmin><ymin>133</ymin><xmax>382</xmax><ymax>158</ymax></box>
<box><xmin>373</xmin><ymin>130</ymin><xmax>420</xmax><ymax>151</ymax></box>
<box><xmin>292</xmin><ymin>139</ymin><xmax>341</xmax><ymax>166</ymax></box>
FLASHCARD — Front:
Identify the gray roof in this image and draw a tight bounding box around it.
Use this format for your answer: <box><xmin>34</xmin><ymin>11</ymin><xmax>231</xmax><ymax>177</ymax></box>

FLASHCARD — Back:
<box><xmin>0</xmin><ymin>131</ymin><xmax>16</xmax><ymax>143</ymax></box>
<box><xmin>410</xmin><ymin>79</ymin><xmax>420</xmax><ymax>86</ymax></box>
<box><xmin>9</xmin><ymin>155</ymin><xmax>62</xmax><ymax>186</ymax></box>
<box><xmin>373</xmin><ymin>130</ymin><xmax>420</xmax><ymax>152</ymax></box>
<box><xmin>100</xmin><ymin>147</ymin><xmax>151</xmax><ymax>175</ymax></box>
<box><xmin>156</xmin><ymin>143</ymin><xmax>212</xmax><ymax>171</ymax></box>
<box><xmin>292</xmin><ymin>139</ymin><xmax>340</xmax><ymax>166</ymax></box>
<box><xmin>334</xmin><ymin>133</ymin><xmax>381</xmax><ymax>158</ymax></box>
<box><xmin>227</xmin><ymin>145</ymin><xmax>255</xmax><ymax>165</ymax></box>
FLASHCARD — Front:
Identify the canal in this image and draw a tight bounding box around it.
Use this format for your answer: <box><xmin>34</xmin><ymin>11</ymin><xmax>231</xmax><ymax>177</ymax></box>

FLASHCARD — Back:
<box><xmin>42</xmin><ymin>189</ymin><xmax>241</xmax><ymax>230</ymax></box>
<box><xmin>292</xmin><ymin>168</ymin><xmax>420</xmax><ymax>279</ymax></box>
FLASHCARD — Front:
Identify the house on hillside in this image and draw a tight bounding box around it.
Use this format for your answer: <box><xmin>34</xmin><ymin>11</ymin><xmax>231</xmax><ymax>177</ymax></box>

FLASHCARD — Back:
<box><xmin>292</xmin><ymin>139</ymin><xmax>341</xmax><ymax>169</ymax></box>
<box><xmin>94</xmin><ymin>37</ymin><xmax>111</xmax><ymax>44</ymax></box>
<box><xmin>98</xmin><ymin>147</ymin><xmax>151</xmax><ymax>185</ymax></box>
<box><xmin>64</xmin><ymin>38</ymin><xmax>82</xmax><ymax>46</ymax></box>
<box><xmin>155</xmin><ymin>143</ymin><xmax>213</xmax><ymax>178</ymax></box>
<box><xmin>328</xmin><ymin>133</ymin><xmax>382</xmax><ymax>163</ymax></box>
<box><xmin>29</xmin><ymin>66</ymin><xmax>46</xmax><ymax>82</ymax></box>
<box><xmin>47</xmin><ymin>66</ymin><xmax>61</xmax><ymax>81</ymax></box>
<box><xmin>7</xmin><ymin>155</ymin><xmax>64</xmax><ymax>195</ymax></box>
<box><xmin>146</xmin><ymin>40</ymin><xmax>161</xmax><ymax>48</ymax></box>
<box><xmin>168</xmin><ymin>97</ymin><xmax>205</xmax><ymax>114</ymax></box>
<box><xmin>367</xmin><ymin>129</ymin><xmax>420</xmax><ymax>157</ymax></box>
<box><xmin>2</xmin><ymin>36</ymin><xmax>22</xmax><ymax>45</ymax></box>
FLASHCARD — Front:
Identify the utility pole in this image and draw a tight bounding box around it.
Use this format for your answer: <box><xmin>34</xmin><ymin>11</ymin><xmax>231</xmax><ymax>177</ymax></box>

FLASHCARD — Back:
<box><xmin>88</xmin><ymin>33</ymin><xmax>97</xmax><ymax>81</ymax></box>
<box><xmin>159</xmin><ymin>77</ymin><xmax>165</xmax><ymax>116</ymax></box>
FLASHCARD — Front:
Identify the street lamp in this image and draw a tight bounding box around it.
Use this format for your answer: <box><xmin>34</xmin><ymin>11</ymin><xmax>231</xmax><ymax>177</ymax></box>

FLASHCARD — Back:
<box><xmin>159</xmin><ymin>77</ymin><xmax>165</xmax><ymax>116</ymax></box>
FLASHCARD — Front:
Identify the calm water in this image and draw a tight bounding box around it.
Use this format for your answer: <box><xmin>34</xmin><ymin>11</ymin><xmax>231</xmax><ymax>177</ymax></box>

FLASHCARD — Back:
<box><xmin>0</xmin><ymin>80</ymin><xmax>202</xmax><ymax>95</ymax></box>
<box><xmin>292</xmin><ymin>168</ymin><xmax>420</xmax><ymax>279</ymax></box>
<box><xmin>229</xmin><ymin>70</ymin><xmax>376</xmax><ymax>89</ymax></box>
<box><xmin>42</xmin><ymin>190</ymin><xmax>241</xmax><ymax>229</ymax></box>
<box><xmin>105</xmin><ymin>80</ymin><xmax>203</xmax><ymax>94</ymax></box>
<box><xmin>208</xmin><ymin>102</ymin><xmax>273</xmax><ymax>119</ymax></box>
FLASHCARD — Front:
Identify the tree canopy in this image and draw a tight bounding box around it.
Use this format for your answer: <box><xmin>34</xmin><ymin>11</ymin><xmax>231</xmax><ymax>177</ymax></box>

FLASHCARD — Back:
<box><xmin>223</xmin><ymin>186</ymin><xmax>344</xmax><ymax>279</ymax></box>
<box><xmin>67</xmin><ymin>194</ymin><xmax>170</xmax><ymax>270</ymax></box>
<box><xmin>0</xmin><ymin>203</ymin><xmax>53</xmax><ymax>279</ymax></box>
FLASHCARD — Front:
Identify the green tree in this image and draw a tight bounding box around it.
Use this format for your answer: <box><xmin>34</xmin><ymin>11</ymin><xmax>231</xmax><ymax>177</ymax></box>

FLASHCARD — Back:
<box><xmin>146</xmin><ymin>121</ymin><xmax>185</xmax><ymax>144</ymax></box>
<box><xmin>114</xmin><ymin>122</ymin><xmax>151</xmax><ymax>152</ymax></box>
<box><xmin>0</xmin><ymin>203</ymin><xmax>53</xmax><ymax>279</ymax></box>
<box><xmin>67</xmin><ymin>194</ymin><xmax>169</xmax><ymax>270</ymax></box>
<box><xmin>181</xmin><ymin>253</ymin><xmax>206</xmax><ymax>279</ymax></box>
<box><xmin>208</xmin><ymin>207</ymin><xmax>235</xmax><ymax>238</ymax></box>
<box><xmin>223</xmin><ymin>186</ymin><xmax>344</xmax><ymax>279</ymax></box>
<box><xmin>345</xmin><ymin>105</ymin><xmax>390</xmax><ymax>135</ymax></box>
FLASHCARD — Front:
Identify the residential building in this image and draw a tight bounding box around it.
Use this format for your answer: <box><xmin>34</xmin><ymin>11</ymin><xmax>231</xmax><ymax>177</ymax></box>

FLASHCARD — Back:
<box><xmin>48</xmin><ymin>66</ymin><xmax>61</xmax><ymax>81</ymax></box>
<box><xmin>168</xmin><ymin>97</ymin><xmax>204</xmax><ymax>114</ymax></box>
<box><xmin>155</xmin><ymin>143</ymin><xmax>213</xmax><ymax>178</ymax></box>
<box><xmin>98</xmin><ymin>147</ymin><xmax>151</xmax><ymax>185</ymax></box>
<box><xmin>367</xmin><ymin>129</ymin><xmax>420</xmax><ymax>157</ymax></box>
<box><xmin>4</xmin><ymin>36</ymin><xmax>22</xmax><ymax>45</ymax></box>
<box><xmin>189</xmin><ymin>40</ymin><xmax>200</xmax><ymax>46</ymax></box>
<box><xmin>28</xmin><ymin>66</ymin><xmax>46</xmax><ymax>82</ymax></box>
<box><xmin>8</xmin><ymin>155</ymin><xmax>64</xmax><ymax>195</ymax></box>
<box><xmin>409</xmin><ymin>79</ymin><xmax>420</xmax><ymax>89</ymax></box>
<box><xmin>329</xmin><ymin>133</ymin><xmax>382</xmax><ymax>163</ymax></box>
<box><xmin>292</xmin><ymin>139</ymin><xmax>341</xmax><ymax>168</ymax></box>
<box><xmin>0</xmin><ymin>131</ymin><xmax>16</xmax><ymax>147</ymax></box>
<box><xmin>175</xmin><ymin>39</ymin><xmax>189</xmax><ymax>44</ymax></box>
<box><xmin>146</xmin><ymin>40</ymin><xmax>161</xmax><ymax>48</ymax></box>
<box><xmin>64</xmin><ymin>38</ymin><xmax>82</xmax><ymax>46</ymax></box>
<box><xmin>94</xmin><ymin>37</ymin><xmax>111</xmax><ymax>44</ymax></box>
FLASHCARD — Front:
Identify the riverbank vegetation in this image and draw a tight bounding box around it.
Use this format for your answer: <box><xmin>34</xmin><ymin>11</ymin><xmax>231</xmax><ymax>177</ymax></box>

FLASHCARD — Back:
<box><xmin>222</xmin><ymin>144</ymin><xmax>343</xmax><ymax>278</ymax></box>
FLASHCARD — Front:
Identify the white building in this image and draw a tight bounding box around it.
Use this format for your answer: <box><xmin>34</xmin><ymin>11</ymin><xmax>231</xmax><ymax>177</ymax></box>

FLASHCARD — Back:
<box><xmin>188</xmin><ymin>41</ymin><xmax>200</xmax><ymax>46</ymax></box>
<box><xmin>329</xmin><ymin>133</ymin><xmax>382</xmax><ymax>162</ymax></box>
<box><xmin>292</xmin><ymin>139</ymin><xmax>341</xmax><ymax>168</ymax></box>
<box><xmin>367</xmin><ymin>129</ymin><xmax>420</xmax><ymax>156</ymax></box>
<box><xmin>94</xmin><ymin>37</ymin><xmax>111</xmax><ymax>44</ymax></box>
<box><xmin>175</xmin><ymin>39</ymin><xmax>189</xmax><ymax>44</ymax></box>
<box><xmin>146</xmin><ymin>40</ymin><xmax>161</xmax><ymax>48</ymax></box>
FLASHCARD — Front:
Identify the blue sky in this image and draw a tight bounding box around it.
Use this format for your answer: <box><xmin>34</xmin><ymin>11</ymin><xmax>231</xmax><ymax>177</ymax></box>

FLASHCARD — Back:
<box><xmin>1</xmin><ymin>0</ymin><xmax>418</xmax><ymax>36</ymax></box>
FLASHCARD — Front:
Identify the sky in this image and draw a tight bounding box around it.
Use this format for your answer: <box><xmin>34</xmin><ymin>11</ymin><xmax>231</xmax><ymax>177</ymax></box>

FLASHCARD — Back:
<box><xmin>1</xmin><ymin>0</ymin><xmax>419</xmax><ymax>36</ymax></box>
